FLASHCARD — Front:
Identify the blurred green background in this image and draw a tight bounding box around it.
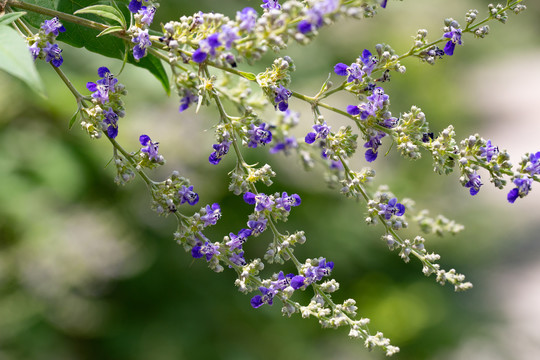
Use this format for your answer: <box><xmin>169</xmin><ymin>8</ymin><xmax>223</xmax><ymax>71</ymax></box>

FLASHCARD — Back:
<box><xmin>1</xmin><ymin>0</ymin><xmax>540</xmax><ymax>359</ymax></box>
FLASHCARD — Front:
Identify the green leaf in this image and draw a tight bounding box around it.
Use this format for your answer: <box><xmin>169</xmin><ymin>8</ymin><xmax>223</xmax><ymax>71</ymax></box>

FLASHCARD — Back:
<box><xmin>238</xmin><ymin>71</ymin><xmax>256</xmax><ymax>81</ymax></box>
<box><xmin>74</xmin><ymin>4</ymin><xmax>126</xmax><ymax>28</ymax></box>
<box><xmin>97</xmin><ymin>25</ymin><xmax>124</xmax><ymax>37</ymax></box>
<box><xmin>68</xmin><ymin>108</ymin><xmax>80</xmax><ymax>129</ymax></box>
<box><xmin>0</xmin><ymin>11</ymin><xmax>27</xmax><ymax>25</ymax></box>
<box><xmin>0</xmin><ymin>25</ymin><xmax>45</xmax><ymax>96</ymax></box>
<box><xmin>14</xmin><ymin>0</ymin><xmax>170</xmax><ymax>95</ymax></box>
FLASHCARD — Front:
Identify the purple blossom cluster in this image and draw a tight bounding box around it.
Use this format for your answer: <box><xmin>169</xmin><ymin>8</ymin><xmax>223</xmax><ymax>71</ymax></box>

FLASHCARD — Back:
<box><xmin>346</xmin><ymin>87</ymin><xmax>397</xmax><ymax>162</ymax></box>
<box><xmin>209</xmin><ymin>139</ymin><xmax>232</xmax><ymax>165</ymax></box>
<box><xmin>378</xmin><ymin>198</ymin><xmax>406</xmax><ymax>219</ymax></box>
<box><xmin>86</xmin><ymin>67</ymin><xmax>125</xmax><ymax>138</ymax></box>
<box><xmin>507</xmin><ymin>151</ymin><xmax>540</xmax><ymax>203</ymax></box>
<box><xmin>251</xmin><ymin>259</ymin><xmax>334</xmax><ymax>308</ymax></box>
<box><xmin>334</xmin><ymin>49</ymin><xmax>378</xmax><ymax>82</ymax></box>
<box><xmin>305</xmin><ymin>122</ymin><xmax>330</xmax><ymax>144</ymax></box>
<box><xmin>129</xmin><ymin>5</ymin><xmax>157</xmax><ymax>60</ymax></box>
<box><xmin>274</xmin><ymin>85</ymin><xmax>292</xmax><ymax>111</ymax></box>
<box><xmin>139</xmin><ymin>134</ymin><xmax>164</xmax><ymax>162</ymax></box>
<box><xmin>192</xmin><ymin>26</ymin><xmax>239</xmax><ymax>64</ymax></box>
<box><xmin>297</xmin><ymin>0</ymin><xmax>339</xmax><ymax>34</ymax></box>
<box><xmin>261</xmin><ymin>0</ymin><xmax>281</xmax><ymax>10</ymax></box>
<box><xmin>243</xmin><ymin>191</ymin><xmax>301</xmax><ymax>214</ymax></box>
<box><xmin>465</xmin><ymin>171</ymin><xmax>482</xmax><ymax>196</ymax></box>
<box><xmin>247</xmin><ymin>123</ymin><xmax>273</xmax><ymax>148</ymax></box>
<box><xmin>443</xmin><ymin>26</ymin><xmax>462</xmax><ymax>56</ymax></box>
<box><xmin>27</xmin><ymin>17</ymin><xmax>66</xmax><ymax>67</ymax></box>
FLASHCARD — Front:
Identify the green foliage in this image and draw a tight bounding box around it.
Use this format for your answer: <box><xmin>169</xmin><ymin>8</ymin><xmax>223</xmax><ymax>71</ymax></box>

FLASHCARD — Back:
<box><xmin>15</xmin><ymin>0</ymin><xmax>170</xmax><ymax>94</ymax></box>
<box><xmin>0</xmin><ymin>24</ymin><xmax>44</xmax><ymax>95</ymax></box>
<box><xmin>0</xmin><ymin>11</ymin><xmax>27</xmax><ymax>25</ymax></box>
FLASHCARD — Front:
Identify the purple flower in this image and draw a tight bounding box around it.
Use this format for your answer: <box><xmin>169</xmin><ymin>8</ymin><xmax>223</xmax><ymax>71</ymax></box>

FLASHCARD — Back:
<box><xmin>248</xmin><ymin>123</ymin><xmax>273</xmax><ymax>148</ymax></box>
<box><xmin>378</xmin><ymin>198</ymin><xmax>406</xmax><ymax>220</ymax></box>
<box><xmin>209</xmin><ymin>140</ymin><xmax>231</xmax><ymax>165</ymax></box>
<box><xmin>226</xmin><ymin>228</ymin><xmax>252</xmax><ymax>250</ymax></box>
<box><xmin>250</xmin><ymin>286</ymin><xmax>277</xmax><ymax>308</ymax></box>
<box><xmin>137</xmin><ymin>6</ymin><xmax>156</xmax><ymax>27</ymax></box>
<box><xmin>201</xmin><ymin>203</ymin><xmax>221</xmax><ymax>227</ymax></box>
<box><xmin>237</xmin><ymin>7</ymin><xmax>258</xmax><ymax>32</ymax></box>
<box><xmin>359</xmin><ymin>49</ymin><xmax>377</xmax><ymax>75</ymax></box>
<box><xmin>367</xmin><ymin>87</ymin><xmax>389</xmax><ymax>109</ymax></box>
<box><xmin>465</xmin><ymin>171</ymin><xmax>482</xmax><ymax>196</ymax></box>
<box><xmin>297</xmin><ymin>0</ymin><xmax>338</xmax><ymax>34</ymax></box>
<box><xmin>179</xmin><ymin>90</ymin><xmax>199</xmax><ymax>112</ymax></box>
<box><xmin>443</xmin><ymin>26</ymin><xmax>462</xmax><ymax>56</ymax></box>
<box><xmin>28</xmin><ymin>43</ymin><xmax>41</xmax><ymax>60</ymax></box>
<box><xmin>247</xmin><ymin>217</ymin><xmax>268</xmax><ymax>235</ymax></box>
<box><xmin>103</xmin><ymin>108</ymin><xmax>119</xmax><ymax>138</ymax></box>
<box><xmin>87</xmin><ymin>67</ymin><xmax>118</xmax><ymax>104</ymax></box>
<box><xmin>290</xmin><ymin>275</ymin><xmax>305</xmax><ymax>289</ymax></box>
<box><xmin>314</xmin><ymin>259</ymin><xmax>334</xmax><ymax>281</ymax></box>
<box><xmin>271</xmin><ymin>271</ymin><xmax>294</xmax><ymax>291</ymax></box>
<box><xmin>305</xmin><ymin>122</ymin><xmax>330</xmax><ymax>144</ymax></box>
<box><xmin>220</xmin><ymin>25</ymin><xmax>239</xmax><ymax>50</ymax></box>
<box><xmin>192</xmin><ymin>241</ymin><xmax>220</xmax><ymax>261</ymax></box>
<box><xmin>304</xmin><ymin>258</ymin><xmax>334</xmax><ymax>284</ymax></box>
<box><xmin>274</xmin><ymin>85</ymin><xmax>292</xmax><ymax>112</ymax></box>
<box><xmin>334</xmin><ymin>62</ymin><xmax>364</xmax><ymax>82</ymax></box>
<box><xmin>229</xmin><ymin>251</ymin><xmax>246</xmax><ymax>267</ymax></box>
<box><xmin>275</xmin><ymin>192</ymin><xmax>301</xmax><ymax>212</ymax></box>
<box><xmin>243</xmin><ymin>192</ymin><xmax>274</xmax><ymax>212</ymax></box>
<box><xmin>479</xmin><ymin>140</ymin><xmax>498</xmax><ymax>162</ymax></box>
<box><xmin>261</xmin><ymin>0</ymin><xmax>281</xmax><ymax>10</ymax></box>
<box><xmin>526</xmin><ymin>151</ymin><xmax>540</xmax><ymax>175</ymax></box>
<box><xmin>129</xmin><ymin>0</ymin><xmax>143</xmax><ymax>13</ymax></box>
<box><xmin>41</xmin><ymin>17</ymin><xmax>66</xmax><ymax>36</ymax></box>
<box><xmin>132</xmin><ymin>29</ymin><xmax>151</xmax><ymax>60</ymax></box>
<box><xmin>380</xmin><ymin>0</ymin><xmax>388</xmax><ymax>8</ymax></box>
<box><xmin>507</xmin><ymin>176</ymin><xmax>533</xmax><ymax>203</ymax></box>
<box><xmin>178</xmin><ymin>185</ymin><xmax>199</xmax><ymax>205</ymax></box>
<box><xmin>192</xmin><ymin>33</ymin><xmax>221</xmax><ymax>63</ymax></box>
<box><xmin>364</xmin><ymin>131</ymin><xmax>386</xmax><ymax>162</ymax></box>
<box><xmin>139</xmin><ymin>134</ymin><xmax>162</xmax><ymax>162</ymax></box>
<box><xmin>43</xmin><ymin>42</ymin><xmax>63</xmax><ymax>67</ymax></box>
<box><xmin>270</xmin><ymin>136</ymin><xmax>298</xmax><ymax>154</ymax></box>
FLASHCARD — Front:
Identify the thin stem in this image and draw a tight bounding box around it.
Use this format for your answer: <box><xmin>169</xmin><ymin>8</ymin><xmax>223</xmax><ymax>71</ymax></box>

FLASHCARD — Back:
<box><xmin>51</xmin><ymin>65</ymin><xmax>86</xmax><ymax>102</ymax></box>
<box><xmin>8</xmin><ymin>0</ymin><xmax>109</xmax><ymax>32</ymax></box>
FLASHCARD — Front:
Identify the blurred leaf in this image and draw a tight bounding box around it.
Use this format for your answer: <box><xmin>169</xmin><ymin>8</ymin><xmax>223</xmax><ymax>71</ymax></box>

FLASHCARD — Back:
<box><xmin>74</xmin><ymin>4</ymin><xmax>126</xmax><ymax>28</ymax></box>
<box><xmin>0</xmin><ymin>11</ymin><xmax>27</xmax><ymax>25</ymax></box>
<box><xmin>0</xmin><ymin>25</ymin><xmax>45</xmax><ymax>96</ymax></box>
<box><xmin>16</xmin><ymin>0</ymin><xmax>170</xmax><ymax>95</ymax></box>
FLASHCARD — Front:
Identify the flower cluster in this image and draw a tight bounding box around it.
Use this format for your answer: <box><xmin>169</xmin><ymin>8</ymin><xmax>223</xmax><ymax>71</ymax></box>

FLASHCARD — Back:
<box><xmin>128</xmin><ymin>1</ymin><xmax>158</xmax><ymax>60</ymax></box>
<box><xmin>149</xmin><ymin>171</ymin><xmax>200</xmax><ymax>215</ymax></box>
<box><xmin>334</xmin><ymin>49</ymin><xmax>378</xmax><ymax>82</ymax></box>
<box><xmin>27</xmin><ymin>17</ymin><xmax>66</xmax><ymax>67</ymax></box>
<box><xmin>297</xmin><ymin>0</ymin><xmax>339</xmax><ymax>34</ymax></box>
<box><xmin>138</xmin><ymin>134</ymin><xmax>165</xmax><ymax>167</ymax></box>
<box><xmin>443</xmin><ymin>23</ymin><xmax>463</xmax><ymax>56</ymax></box>
<box><xmin>243</xmin><ymin>191</ymin><xmax>301</xmax><ymax>222</ymax></box>
<box><xmin>82</xmin><ymin>67</ymin><xmax>126</xmax><ymax>139</ymax></box>
<box><xmin>251</xmin><ymin>257</ymin><xmax>334</xmax><ymax>308</ymax></box>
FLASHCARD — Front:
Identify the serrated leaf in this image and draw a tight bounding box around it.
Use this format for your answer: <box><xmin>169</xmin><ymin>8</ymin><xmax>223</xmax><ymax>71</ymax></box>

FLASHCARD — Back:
<box><xmin>68</xmin><ymin>108</ymin><xmax>80</xmax><ymax>129</ymax></box>
<box><xmin>238</xmin><ymin>71</ymin><xmax>256</xmax><ymax>81</ymax></box>
<box><xmin>0</xmin><ymin>25</ymin><xmax>45</xmax><ymax>96</ymax></box>
<box><xmin>97</xmin><ymin>25</ymin><xmax>124</xmax><ymax>37</ymax></box>
<box><xmin>0</xmin><ymin>11</ymin><xmax>27</xmax><ymax>26</ymax></box>
<box><xmin>74</xmin><ymin>4</ymin><xmax>126</xmax><ymax>28</ymax></box>
<box><xmin>13</xmin><ymin>0</ymin><xmax>170</xmax><ymax>95</ymax></box>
